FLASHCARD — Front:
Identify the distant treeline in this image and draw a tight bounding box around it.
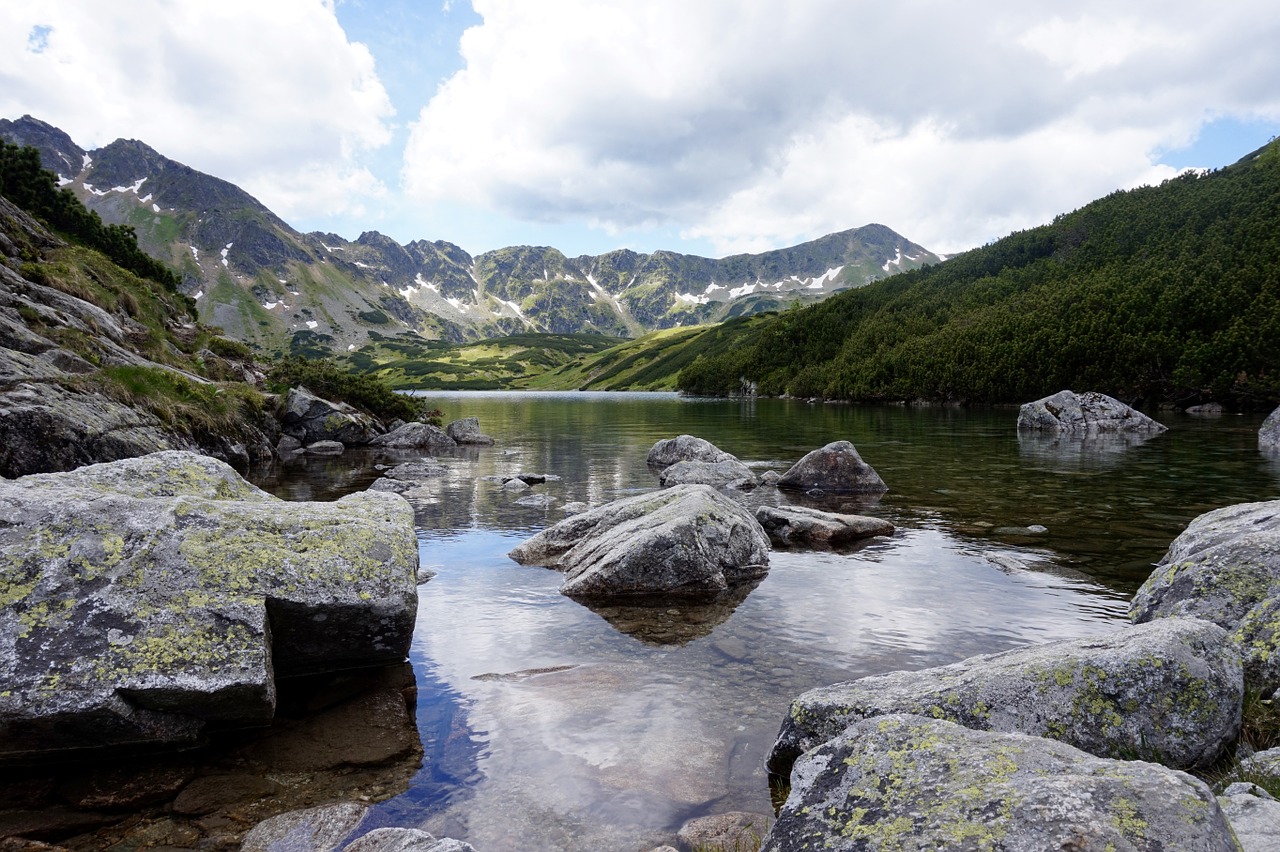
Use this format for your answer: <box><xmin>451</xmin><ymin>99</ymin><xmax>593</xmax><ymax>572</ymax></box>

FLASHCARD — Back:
<box><xmin>678</xmin><ymin>142</ymin><xmax>1280</xmax><ymax>409</ymax></box>
<box><xmin>0</xmin><ymin>141</ymin><xmax>183</xmax><ymax>294</ymax></box>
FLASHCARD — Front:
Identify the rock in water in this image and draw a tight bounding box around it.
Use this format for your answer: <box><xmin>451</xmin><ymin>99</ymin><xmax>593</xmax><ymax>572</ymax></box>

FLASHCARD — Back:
<box><xmin>767</xmin><ymin>617</ymin><xmax>1241</xmax><ymax>776</ymax></box>
<box><xmin>370</xmin><ymin>421</ymin><xmax>457</xmax><ymax>449</ymax></box>
<box><xmin>761</xmin><ymin>714</ymin><xmax>1236</xmax><ymax>852</ymax></box>
<box><xmin>658</xmin><ymin>458</ymin><xmax>757</xmax><ymax>488</ymax></box>
<box><xmin>508</xmin><ymin>484</ymin><xmax>769</xmax><ymax>599</ymax></box>
<box><xmin>1017</xmin><ymin>389</ymin><xmax>1167</xmax><ymax>433</ymax></box>
<box><xmin>755</xmin><ymin>505</ymin><xmax>894</xmax><ymax>548</ymax></box>
<box><xmin>1131</xmin><ymin>499</ymin><xmax>1280</xmax><ymax>697</ymax></box>
<box><xmin>645</xmin><ymin>435</ymin><xmax>735</xmax><ymax>468</ymax></box>
<box><xmin>776</xmin><ymin>441</ymin><xmax>887</xmax><ymax>494</ymax></box>
<box><xmin>445</xmin><ymin>416</ymin><xmax>494</xmax><ymax>446</ymax></box>
<box><xmin>1261</xmin><ymin>405</ymin><xmax>1280</xmax><ymax>449</ymax></box>
<box><xmin>0</xmin><ymin>451</ymin><xmax>419</xmax><ymax>762</ymax></box>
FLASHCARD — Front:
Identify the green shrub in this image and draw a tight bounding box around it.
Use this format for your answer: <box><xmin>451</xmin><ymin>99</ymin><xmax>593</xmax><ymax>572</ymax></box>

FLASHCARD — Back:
<box><xmin>266</xmin><ymin>355</ymin><xmax>426</xmax><ymax>422</ymax></box>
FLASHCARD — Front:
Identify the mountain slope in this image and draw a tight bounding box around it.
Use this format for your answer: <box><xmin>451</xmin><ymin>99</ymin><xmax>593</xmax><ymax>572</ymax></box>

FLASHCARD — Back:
<box><xmin>0</xmin><ymin>115</ymin><xmax>942</xmax><ymax>357</ymax></box>
<box><xmin>675</xmin><ymin>141</ymin><xmax>1280</xmax><ymax>409</ymax></box>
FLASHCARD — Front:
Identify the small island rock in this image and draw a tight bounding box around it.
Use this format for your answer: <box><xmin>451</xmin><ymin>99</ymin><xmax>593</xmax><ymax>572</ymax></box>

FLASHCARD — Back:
<box><xmin>445</xmin><ymin>416</ymin><xmax>494</xmax><ymax>446</ymax></box>
<box><xmin>646</xmin><ymin>435</ymin><xmax>735</xmax><ymax>468</ymax></box>
<box><xmin>1017</xmin><ymin>389</ymin><xmax>1166</xmax><ymax>433</ymax></box>
<box><xmin>509</xmin><ymin>484</ymin><xmax>769</xmax><ymax>599</ymax></box>
<box><xmin>755</xmin><ymin>505</ymin><xmax>894</xmax><ymax>548</ymax></box>
<box><xmin>776</xmin><ymin>441</ymin><xmax>887</xmax><ymax>494</ymax></box>
<box><xmin>370</xmin><ymin>421</ymin><xmax>457</xmax><ymax>449</ymax></box>
<box><xmin>658</xmin><ymin>458</ymin><xmax>757</xmax><ymax>488</ymax></box>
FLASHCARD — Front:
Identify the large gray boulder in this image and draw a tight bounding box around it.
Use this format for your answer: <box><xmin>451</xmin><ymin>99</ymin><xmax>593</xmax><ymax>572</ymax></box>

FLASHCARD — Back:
<box><xmin>755</xmin><ymin>505</ymin><xmax>894</xmax><ymax>548</ymax></box>
<box><xmin>767</xmin><ymin>618</ymin><xmax>1241</xmax><ymax>776</ymax></box>
<box><xmin>508</xmin><ymin>484</ymin><xmax>770</xmax><ymax>599</ymax></box>
<box><xmin>0</xmin><ymin>451</ymin><xmax>419</xmax><ymax>761</ymax></box>
<box><xmin>762</xmin><ymin>714</ymin><xmax>1236</xmax><ymax>852</ymax></box>
<box><xmin>645</xmin><ymin>435</ymin><xmax>735</xmax><ymax>468</ymax></box>
<box><xmin>370</xmin><ymin>421</ymin><xmax>457</xmax><ymax>449</ymax></box>
<box><xmin>657</xmin><ymin>458</ymin><xmax>757</xmax><ymax>488</ymax></box>
<box><xmin>1017</xmin><ymin>389</ymin><xmax>1167</xmax><ymax>433</ymax></box>
<box><xmin>280</xmin><ymin>386</ymin><xmax>381</xmax><ymax>446</ymax></box>
<box><xmin>445</xmin><ymin>416</ymin><xmax>494</xmax><ymax>445</ymax></box>
<box><xmin>1131</xmin><ymin>499</ymin><xmax>1280</xmax><ymax>697</ymax></box>
<box><xmin>776</xmin><ymin>441</ymin><xmax>887</xmax><ymax>494</ymax></box>
<box><xmin>1261</xmin><ymin>405</ymin><xmax>1280</xmax><ymax>449</ymax></box>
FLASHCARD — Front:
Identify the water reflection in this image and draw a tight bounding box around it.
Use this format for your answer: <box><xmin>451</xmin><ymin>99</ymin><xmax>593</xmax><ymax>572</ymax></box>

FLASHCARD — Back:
<box><xmin>239</xmin><ymin>394</ymin><xmax>1280</xmax><ymax>850</ymax></box>
<box><xmin>1017</xmin><ymin>429</ymin><xmax>1160</xmax><ymax>473</ymax></box>
<box><xmin>578</xmin><ymin>578</ymin><xmax>764</xmax><ymax>646</ymax></box>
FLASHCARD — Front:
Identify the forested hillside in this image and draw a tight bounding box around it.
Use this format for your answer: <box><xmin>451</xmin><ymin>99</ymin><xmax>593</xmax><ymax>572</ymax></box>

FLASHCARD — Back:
<box><xmin>677</xmin><ymin>141</ymin><xmax>1280</xmax><ymax>409</ymax></box>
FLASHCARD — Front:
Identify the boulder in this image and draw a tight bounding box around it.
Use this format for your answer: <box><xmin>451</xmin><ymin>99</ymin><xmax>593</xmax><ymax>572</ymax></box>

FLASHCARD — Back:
<box><xmin>445</xmin><ymin>416</ymin><xmax>494</xmax><ymax>446</ymax></box>
<box><xmin>1130</xmin><ymin>499</ymin><xmax>1280</xmax><ymax>696</ymax></box>
<box><xmin>677</xmin><ymin>812</ymin><xmax>773</xmax><ymax>851</ymax></box>
<box><xmin>280</xmin><ymin>386</ymin><xmax>380</xmax><ymax>446</ymax></box>
<box><xmin>776</xmin><ymin>441</ymin><xmax>887</xmax><ymax>494</ymax></box>
<box><xmin>657</xmin><ymin>458</ymin><xmax>757</xmax><ymax>488</ymax></box>
<box><xmin>370</xmin><ymin>421</ymin><xmax>457</xmax><ymax>449</ymax></box>
<box><xmin>0</xmin><ymin>451</ymin><xmax>419</xmax><ymax>761</ymax></box>
<box><xmin>1017</xmin><ymin>389</ymin><xmax>1167</xmax><ymax>433</ymax></box>
<box><xmin>1188</xmin><ymin>402</ymin><xmax>1225</xmax><ymax>416</ymax></box>
<box><xmin>761</xmin><ymin>714</ymin><xmax>1236</xmax><ymax>852</ymax></box>
<box><xmin>1218</xmin><ymin>789</ymin><xmax>1280</xmax><ymax>852</ymax></box>
<box><xmin>767</xmin><ymin>618</ymin><xmax>1241</xmax><ymax>776</ymax></box>
<box><xmin>645</xmin><ymin>435</ymin><xmax>735</xmax><ymax>468</ymax></box>
<box><xmin>509</xmin><ymin>484</ymin><xmax>770</xmax><ymax>599</ymax></box>
<box><xmin>755</xmin><ymin>505</ymin><xmax>894</xmax><ymax>548</ymax></box>
<box><xmin>1261</xmin><ymin>405</ymin><xmax>1280</xmax><ymax>449</ymax></box>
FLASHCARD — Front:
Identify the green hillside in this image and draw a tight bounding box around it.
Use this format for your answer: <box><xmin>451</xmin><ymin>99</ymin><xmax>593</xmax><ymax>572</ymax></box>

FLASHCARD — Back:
<box><xmin>677</xmin><ymin>141</ymin><xmax>1280</xmax><ymax>409</ymax></box>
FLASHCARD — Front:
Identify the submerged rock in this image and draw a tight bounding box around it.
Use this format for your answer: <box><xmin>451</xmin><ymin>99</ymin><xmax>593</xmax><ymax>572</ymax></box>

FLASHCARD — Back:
<box><xmin>755</xmin><ymin>505</ymin><xmax>894</xmax><ymax>548</ymax></box>
<box><xmin>445</xmin><ymin>416</ymin><xmax>494</xmax><ymax>446</ymax></box>
<box><xmin>678</xmin><ymin>812</ymin><xmax>773</xmax><ymax>851</ymax></box>
<box><xmin>645</xmin><ymin>435</ymin><xmax>735</xmax><ymax>468</ymax></box>
<box><xmin>767</xmin><ymin>617</ymin><xmax>1240</xmax><ymax>776</ymax></box>
<box><xmin>776</xmin><ymin>441</ymin><xmax>887</xmax><ymax>494</ymax></box>
<box><xmin>657</xmin><ymin>458</ymin><xmax>757</xmax><ymax>488</ymax></box>
<box><xmin>1131</xmin><ymin>499</ymin><xmax>1280</xmax><ymax>697</ymax></box>
<box><xmin>0</xmin><ymin>451</ymin><xmax>419</xmax><ymax>762</ymax></box>
<box><xmin>1017</xmin><ymin>389</ymin><xmax>1167</xmax><ymax>433</ymax></box>
<box><xmin>508</xmin><ymin>484</ymin><xmax>769</xmax><ymax>599</ymax></box>
<box><xmin>371</xmin><ymin>421</ymin><xmax>457</xmax><ymax>449</ymax></box>
<box><xmin>762</xmin><ymin>714</ymin><xmax>1236</xmax><ymax>852</ymax></box>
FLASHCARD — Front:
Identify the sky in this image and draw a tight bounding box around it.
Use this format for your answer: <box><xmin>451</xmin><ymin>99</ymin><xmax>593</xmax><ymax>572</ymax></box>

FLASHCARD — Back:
<box><xmin>2</xmin><ymin>1</ymin><xmax>1279</xmax><ymax>260</ymax></box>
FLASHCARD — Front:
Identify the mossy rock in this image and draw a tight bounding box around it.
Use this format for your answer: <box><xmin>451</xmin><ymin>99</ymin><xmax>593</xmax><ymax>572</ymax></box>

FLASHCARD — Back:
<box><xmin>0</xmin><ymin>451</ymin><xmax>418</xmax><ymax>762</ymax></box>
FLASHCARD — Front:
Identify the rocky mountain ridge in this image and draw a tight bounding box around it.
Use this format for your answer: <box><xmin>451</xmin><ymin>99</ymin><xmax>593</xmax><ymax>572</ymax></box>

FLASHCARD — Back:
<box><xmin>0</xmin><ymin>115</ymin><xmax>942</xmax><ymax>357</ymax></box>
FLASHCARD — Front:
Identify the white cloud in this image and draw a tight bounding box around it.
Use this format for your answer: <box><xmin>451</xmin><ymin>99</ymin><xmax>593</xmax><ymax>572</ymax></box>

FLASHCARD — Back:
<box><xmin>403</xmin><ymin>0</ymin><xmax>1280</xmax><ymax>254</ymax></box>
<box><xmin>0</xmin><ymin>0</ymin><xmax>394</xmax><ymax>220</ymax></box>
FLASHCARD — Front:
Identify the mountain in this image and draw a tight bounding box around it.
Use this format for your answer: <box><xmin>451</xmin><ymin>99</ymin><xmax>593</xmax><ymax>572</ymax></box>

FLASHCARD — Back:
<box><xmin>0</xmin><ymin>115</ymin><xmax>941</xmax><ymax>358</ymax></box>
<box><xmin>673</xmin><ymin>139</ymin><xmax>1280</xmax><ymax>409</ymax></box>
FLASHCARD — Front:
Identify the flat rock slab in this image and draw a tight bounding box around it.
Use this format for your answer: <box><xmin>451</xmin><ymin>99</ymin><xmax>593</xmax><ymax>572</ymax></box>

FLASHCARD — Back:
<box><xmin>658</xmin><ymin>458</ymin><xmax>757</xmax><ymax>488</ymax></box>
<box><xmin>755</xmin><ymin>505</ymin><xmax>894</xmax><ymax>548</ymax></box>
<box><xmin>0</xmin><ymin>451</ymin><xmax>418</xmax><ymax>762</ymax></box>
<box><xmin>762</xmin><ymin>714</ymin><xmax>1236</xmax><ymax>852</ymax></box>
<box><xmin>509</xmin><ymin>484</ymin><xmax>769</xmax><ymax>599</ymax></box>
<box><xmin>1131</xmin><ymin>499</ymin><xmax>1280</xmax><ymax>696</ymax></box>
<box><xmin>768</xmin><ymin>617</ymin><xmax>1241</xmax><ymax>776</ymax></box>
<box><xmin>1017</xmin><ymin>389</ymin><xmax>1167</xmax><ymax>433</ymax></box>
<box><xmin>776</xmin><ymin>441</ymin><xmax>887</xmax><ymax>494</ymax></box>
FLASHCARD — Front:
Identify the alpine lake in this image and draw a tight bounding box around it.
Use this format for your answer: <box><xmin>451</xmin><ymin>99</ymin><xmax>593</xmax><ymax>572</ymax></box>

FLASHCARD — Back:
<box><xmin>13</xmin><ymin>392</ymin><xmax>1280</xmax><ymax>850</ymax></box>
